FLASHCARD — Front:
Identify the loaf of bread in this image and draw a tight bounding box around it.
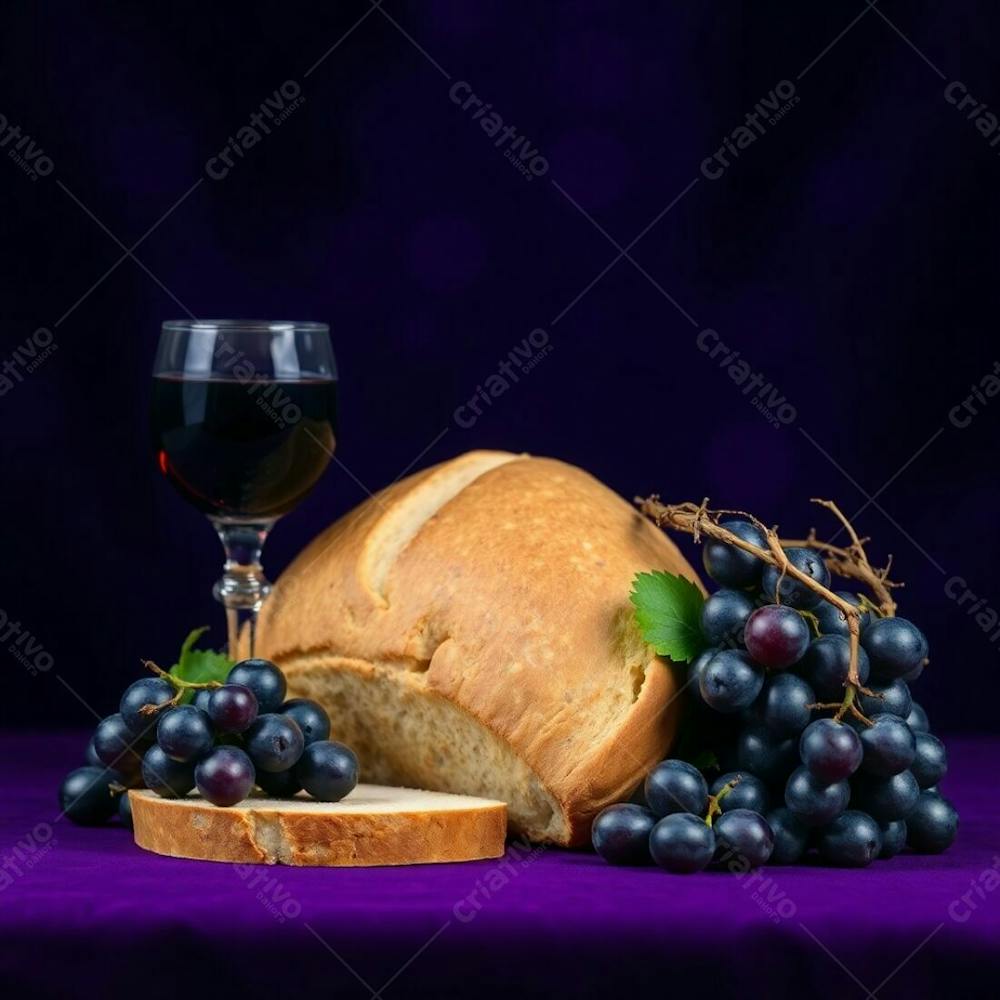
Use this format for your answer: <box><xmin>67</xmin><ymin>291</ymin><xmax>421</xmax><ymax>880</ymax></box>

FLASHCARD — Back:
<box><xmin>253</xmin><ymin>451</ymin><xmax>698</xmax><ymax>845</ymax></box>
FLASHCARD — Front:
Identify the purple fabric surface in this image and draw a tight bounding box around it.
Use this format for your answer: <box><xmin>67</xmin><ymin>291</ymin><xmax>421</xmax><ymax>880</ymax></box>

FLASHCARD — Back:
<box><xmin>2</xmin><ymin>732</ymin><xmax>997</xmax><ymax>999</ymax></box>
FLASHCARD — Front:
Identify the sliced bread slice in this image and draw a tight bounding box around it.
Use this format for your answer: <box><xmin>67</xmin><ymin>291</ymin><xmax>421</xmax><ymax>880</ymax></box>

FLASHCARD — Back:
<box><xmin>130</xmin><ymin>785</ymin><xmax>507</xmax><ymax>867</ymax></box>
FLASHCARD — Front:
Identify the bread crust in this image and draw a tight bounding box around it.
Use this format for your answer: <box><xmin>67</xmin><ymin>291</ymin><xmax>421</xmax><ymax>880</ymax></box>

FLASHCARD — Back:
<box><xmin>130</xmin><ymin>788</ymin><xmax>508</xmax><ymax>867</ymax></box>
<box><xmin>254</xmin><ymin>451</ymin><xmax>699</xmax><ymax>845</ymax></box>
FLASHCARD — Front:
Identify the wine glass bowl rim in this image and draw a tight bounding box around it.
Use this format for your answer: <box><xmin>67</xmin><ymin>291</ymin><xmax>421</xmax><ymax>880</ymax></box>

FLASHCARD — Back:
<box><xmin>162</xmin><ymin>319</ymin><xmax>329</xmax><ymax>335</ymax></box>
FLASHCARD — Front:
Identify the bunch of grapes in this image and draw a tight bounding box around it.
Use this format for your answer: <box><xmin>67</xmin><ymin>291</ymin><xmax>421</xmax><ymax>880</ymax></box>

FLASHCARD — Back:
<box><xmin>59</xmin><ymin>657</ymin><xmax>358</xmax><ymax>827</ymax></box>
<box><xmin>594</xmin><ymin>519</ymin><xmax>958</xmax><ymax>871</ymax></box>
<box><xmin>593</xmin><ymin>762</ymin><xmax>774</xmax><ymax>873</ymax></box>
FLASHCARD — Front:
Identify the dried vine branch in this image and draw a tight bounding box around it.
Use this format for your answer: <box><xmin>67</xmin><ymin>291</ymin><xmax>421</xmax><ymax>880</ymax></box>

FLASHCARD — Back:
<box><xmin>635</xmin><ymin>496</ymin><xmax>900</xmax><ymax>724</ymax></box>
<box><xmin>780</xmin><ymin>499</ymin><xmax>901</xmax><ymax>617</ymax></box>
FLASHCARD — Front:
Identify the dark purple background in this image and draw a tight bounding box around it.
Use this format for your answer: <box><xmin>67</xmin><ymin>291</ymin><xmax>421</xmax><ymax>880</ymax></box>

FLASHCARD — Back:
<box><xmin>2</xmin><ymin>2</ymin><xmax>997</xmax><ymax>732</ymax></box>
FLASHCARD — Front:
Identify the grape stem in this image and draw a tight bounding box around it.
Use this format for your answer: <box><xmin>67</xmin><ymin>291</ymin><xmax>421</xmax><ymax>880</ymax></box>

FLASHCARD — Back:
<box><xmin>704</xmin><ymin>775</ymin><xmax>741</xmax><ymax>827</ymax></box>
<box><xmin>635</xmin><ymin>497</ymin><xmax>902</xmax><ymax>725</ymax></box>
<box><xmin>138</xmin><ymin>659</ymin><xmax>223</xmax><ymax>714</ymax></box>
<box><xmin>799</xmin><ymin>609</ymin><xmax>822</xmax><ymax>638</ymax></box>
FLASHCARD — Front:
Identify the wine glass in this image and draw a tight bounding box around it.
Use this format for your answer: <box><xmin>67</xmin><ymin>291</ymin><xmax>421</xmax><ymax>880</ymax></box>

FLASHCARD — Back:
<box><xmin>151</xmin><ymin>320</ymin><xmax>337</xmax><ymax>656</ymax></box>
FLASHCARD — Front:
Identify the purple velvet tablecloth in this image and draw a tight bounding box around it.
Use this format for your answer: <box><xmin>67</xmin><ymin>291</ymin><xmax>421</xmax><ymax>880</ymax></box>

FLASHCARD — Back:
<box><xmin>2</xmin><ymin>732</ymin><xmax>997</xmax><ymax>999</ymax></box>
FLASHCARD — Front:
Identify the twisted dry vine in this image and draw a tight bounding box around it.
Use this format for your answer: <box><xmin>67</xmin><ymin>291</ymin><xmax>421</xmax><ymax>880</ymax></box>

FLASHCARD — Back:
<box><xmin>781</xmin><ymin>499</ymin><xmax>901</xmax><ymax>618</ymax></box>
<box><xmin>635</xmin><ymin>496</ymin><xmax>903</xmax><ymax>725</ymax></box>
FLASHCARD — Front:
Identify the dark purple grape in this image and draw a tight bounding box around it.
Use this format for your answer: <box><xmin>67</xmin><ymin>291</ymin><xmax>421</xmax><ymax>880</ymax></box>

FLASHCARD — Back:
<box><xmin>120</xmin><ymin>677</ymin><xmax>175</xmax><ymax>737</ymax></box>
<box><xmin>208</xmin><ymin>684</ymin><xmax>259</xmax><ymax>734</ymax></box>
<box><xmin>142</xmin><ymin>744</ymin><xmax>196</xmax><ymax>798</ymax></box>
<box><xmin>798</xmin><ymin>635</ymin><xmax>870</xmax><ymax>702</ymax></box>
<box><xmin>800</xmin><ymin>718</ymin><xmax>863</xmax><ymax>782</ymax></box>
<box><xmin>910</xmin><ymin>732</ymin><xmax>947</xmax><ymax>788</ymax></box>
<box><xmin>700</xmin><ymin>589</ymin><xmax>755</xmax><ymax>646</ymax></box>
<box><xmin>700</xmin><ymin>650</ymin><xmax>764</xmax><ymax>714</ymax></box>
<box><xmin>85</xmin><ymin>735</ymin><xmax>102</xmax><ymax>768</ymax></box>
<box><xmin>255</xmin><ymin>767</ymin><xmax>302</xmax><ymax>797</ymax></box>
<box><xmin>766</xmin><ymin>807</ymin><xmax>809</xmax><ymax>864</ymax></box>
<box><xmin>737</xmin><ymin>726</ymin><xmax>799</xmax><ymax>786</ymax></box>
<box><xmin>744</xmin><ymin>605</ymin><xmax>810</xmax><ymax>669</ymax></box>
<box><xmin>115</xmin><ymin>757</ymin><xmax>145</xmax><ymax>789</ymax></box>
<box><xmin>761</xmin><ymin>548</ymin><xmax>830</xmax><ymax>610</ymax></box>
<box><xmin>156</xmin><ymin>705</ymin><xmax>214</xmax><ymax>763</ymax></box>
<box><xmin>852</xmin><ymin>770</ymin><xmax>920</xmax><ymax>823</ymax></box>
<box><xmin>591</xmin><ymin>804</ymin><xmax>656</xmax><ymax>865</ymax></box>
<box><xmin>857</xmin><ymin>679</ymin><xmax>912</xmax><ymax>720</ymax></box>
<box><xmin>785</xmin><ymin>766</ymin><xmax>850</xmax><ymax>827</ymax></box>
<box><xmin>245</xmin><ymin>714</ymin><xmax>304</xmax><ymax>773</ymax></box>
<box><xmin>92</xmin><ymin>714</ymin><xmax>144</xmax><ymax>774</ymax></box>
<box><xmin>628</xmin><ymin>780</ymin><xmax>649</xmax><ymax>808</ymax></box>
<box><xmin>294</xmin><ymin>741</ymin><xmax>358</xmax><ymax>802</ymax></box>
<box><xmin>195</xmin><ymin>746</ymin><xmax>255</xmax><ymax>807</ymax></box>
<box><xmin>650</xmin><ymin>813</ymin><xmax>715</xmax><ymax>873</ymax></box>
<box><xmin>702</xmin><ymin>520</ymin><xmax>767</xmax><ymax>588</ymax></box>
<box><xmin>906</xmin><ymin>702</ymin><xmax>929</xmax><ymax>733</ymax></box>
<box><xmin>645</xmin><ymin>759</ymin><xmax>708</xmax><ymax>818</ymax></box>
<box><xmin>814</xmin><ymin>592</ymin><xmax>871</xmax><ymax>638</ymax></box>
<box><xmin>192</xmin><ymin>688</ymin><xmax>214</xmax><ymax>713</ymax></box>
<box><xmin>227</xmin><ymin>658</ymin><xmax>287</xmax><ymax>713</ymax></box>
<box><xmin>713</xmin><ymin>809</ymin><xmax>774</xmax><ymax>868</ymax></box>
<box><xmin>818</xmin><ymin>810</ymin><xmax>881</xmax><ymax>867</ymax></box>
<box><xmin>118</xmin><ymin>790</ymin><xmax>134</xmax><ymax>830</ymax></box>
<box><xmin>687</xmin><ymin>648</ymin><xmax>718</xmax><ymax>706</ymax></box>
<box><xmin>759</xmin><ymin>673</ymin><xmax>815</xmax><ymax>738</ymax></box>
<box><xmin>858</xmin><ymin>713</ymin><xmax>916</xmax><ymax>777</ymax></box>
<box><xmin>59</xmin><ymin>766</ymin><xmax>120</xmax><ymax>825</ymax></box>
<box><xmin>710</xmin><ymin>771</ymin><xmax>768</xmax><ymax>814</ymax></box>
<box><xmin>906</xmin><ymin>792</ymin><xmax>958</xmax><ymax>853</ymax></box>
<box><xmin>861</xmin><ymin>617</ymin><xmax>928</xmax><ymax>681</ymax></box>
<box><xmin>280</xmin><ymin>698</ymin><xmax>331</xmax><ymax>746</ymax></box>
<box><xmin>879</xmin><ymin>819</ymin><xmax>907</xmax><ymax>858</ymax></box>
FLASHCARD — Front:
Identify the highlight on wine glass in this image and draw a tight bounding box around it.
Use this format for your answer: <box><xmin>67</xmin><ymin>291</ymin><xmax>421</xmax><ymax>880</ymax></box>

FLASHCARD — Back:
<box><xmin>150</xmin><ymin>319</ymin><xmax>337</xmax><ymax>655</ymax></box>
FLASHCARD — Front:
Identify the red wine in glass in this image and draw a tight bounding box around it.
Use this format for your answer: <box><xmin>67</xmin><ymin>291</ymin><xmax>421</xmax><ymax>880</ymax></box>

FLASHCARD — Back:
<box><xmin>151</xmin><ymin>321</ymin><xmax>337</xmax><ymax>655</ymax></box>
<box><xmin>151</xmin><ymin>375</ymin><xmax>338</xmax><ymax>519</ymax></box>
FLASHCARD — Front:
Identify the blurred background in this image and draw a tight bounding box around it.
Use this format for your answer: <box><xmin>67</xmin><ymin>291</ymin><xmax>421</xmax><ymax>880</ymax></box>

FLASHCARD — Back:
<box><xmin>1</xmin><ymin>2</ymin><xmax>996</xmax><ymax>731</ymax></box>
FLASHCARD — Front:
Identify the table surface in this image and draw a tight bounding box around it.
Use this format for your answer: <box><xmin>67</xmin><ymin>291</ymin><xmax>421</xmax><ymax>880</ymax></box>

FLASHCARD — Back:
<box><xmin>3</xmin><ymin>732</ymin><xmax>997</xmax><ymax>999</ymax></box>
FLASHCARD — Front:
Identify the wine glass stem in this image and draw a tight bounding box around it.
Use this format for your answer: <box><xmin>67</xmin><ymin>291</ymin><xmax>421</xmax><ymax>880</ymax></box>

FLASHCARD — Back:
<box><xmin>211</xmin><ymin>520</ymin><xmax>275</xmax><ymax>658</ymax></box>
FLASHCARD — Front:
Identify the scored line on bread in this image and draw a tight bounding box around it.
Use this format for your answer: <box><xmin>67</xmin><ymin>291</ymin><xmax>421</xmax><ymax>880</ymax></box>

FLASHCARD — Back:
<box><xmin>359</xmin><ymin>451</ymin><xmax>523</xmax><ymax>604</ymax></box>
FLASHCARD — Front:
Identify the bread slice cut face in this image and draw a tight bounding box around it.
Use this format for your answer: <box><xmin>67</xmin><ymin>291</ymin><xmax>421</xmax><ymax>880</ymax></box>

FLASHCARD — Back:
<box><xmin>254</xmin><ymin>451</ymin><xmax>699</xmax><ymax>845</ymax></box>
<box><xmin>130</xmin><ymin>785</ymin><xmax>507</xmax><ymax>866</ymax></box>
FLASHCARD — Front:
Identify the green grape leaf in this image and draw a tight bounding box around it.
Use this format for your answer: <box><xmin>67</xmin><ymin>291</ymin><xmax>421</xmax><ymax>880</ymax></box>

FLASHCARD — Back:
<box><xmin>630</xmin><ymin>571</ymin><xmax>705</xmax><ymax>663</ymax></box>
<box><xmin>170</xmin><ymin>627</ymin><xmax>234</xmax><ymax>702</ymax></box>
<box><xmin>174</xmin><ymin>626</ymin><xmax>209</xmax><ymax>669</ymax></box>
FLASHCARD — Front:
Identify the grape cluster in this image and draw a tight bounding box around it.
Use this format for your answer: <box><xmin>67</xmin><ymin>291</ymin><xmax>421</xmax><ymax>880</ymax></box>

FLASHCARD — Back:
<box><xmin>593</xmin><ymin>522</ymin><xmax>958</xmax><ymax>871</ymax></box>
<box><xmin>592</xmin><ymin>760</ymin><xmax>773</xmax><ymax>873</ymax></box>
<box><xmin>60</xmin><ymin>658</ymin><xmax>359</xmax><ymax>826</ymax></box>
